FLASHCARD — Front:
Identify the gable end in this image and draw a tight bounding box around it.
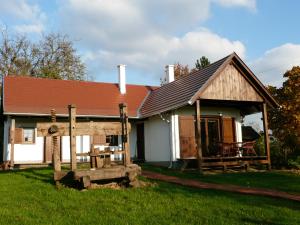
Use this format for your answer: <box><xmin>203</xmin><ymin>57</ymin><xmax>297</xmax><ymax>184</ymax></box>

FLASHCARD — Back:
<box><xmin>200</xmin><ymin>63</ymin><xmax>263</xmax><ymax>102</ymax></box>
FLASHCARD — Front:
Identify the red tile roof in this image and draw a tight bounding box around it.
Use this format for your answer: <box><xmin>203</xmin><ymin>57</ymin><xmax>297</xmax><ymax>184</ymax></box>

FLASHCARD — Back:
<box><xmin>3</xmin><ymin>76</ymin><xmax>157</xmax><ymax>118</ymax></box>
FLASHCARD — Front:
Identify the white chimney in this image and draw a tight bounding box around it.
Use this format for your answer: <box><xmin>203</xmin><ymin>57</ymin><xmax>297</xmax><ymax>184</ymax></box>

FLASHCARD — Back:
<box><xmin>118</xmin><ymin>64</ymin><xmax>126</xmax><ymax>94</ymax></box>
<box><xmin>165</xmin><ymin>65</ymin><xmax>174</xmax><ymax>83</ymax></box>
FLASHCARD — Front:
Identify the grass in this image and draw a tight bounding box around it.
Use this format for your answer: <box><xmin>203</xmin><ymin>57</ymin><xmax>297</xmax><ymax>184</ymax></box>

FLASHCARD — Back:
<box><xmin>142</xmin><ymin>164</ymin><xmax>300</xmax><ymax>195</ymax></box>
<box><xmin>0</xmin><ymin>167</ymin><xmax>299</xmax><ymax>225</ymax></box>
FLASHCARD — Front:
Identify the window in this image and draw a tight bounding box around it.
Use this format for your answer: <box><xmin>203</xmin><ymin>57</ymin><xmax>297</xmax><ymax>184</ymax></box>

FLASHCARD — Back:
<box><xmin>106</xmin><ymin>135</ymin><xmax>119</xmax><ymax>146</ymax></box>
<box><xmin>23</xmin><ymin>128</ymin><xmax>35</xmax><ymax>144</ymax></box>
<box><xmin>200</xmin><ymin>117</ymin><xmax>221</xmax><ymax>156</ymax></box>
<box><xmin>13</xmin><ymin>128</ymin><xmax>35</xmax><ymax>144</ymax></box>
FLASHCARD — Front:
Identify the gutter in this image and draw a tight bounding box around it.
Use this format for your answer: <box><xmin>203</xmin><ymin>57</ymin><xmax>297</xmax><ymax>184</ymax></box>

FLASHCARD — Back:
<box><xmin>3</xmin><ymin>112</ymin><xmax>140</xmax><ymax>119</ymax></box>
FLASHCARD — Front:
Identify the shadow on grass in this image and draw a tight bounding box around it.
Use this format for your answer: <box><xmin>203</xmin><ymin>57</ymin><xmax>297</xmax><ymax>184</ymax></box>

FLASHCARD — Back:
<box><xmin>12</xmin><ymin>167</ymin><xmax>56</xmax><ymax>185</ymax></box>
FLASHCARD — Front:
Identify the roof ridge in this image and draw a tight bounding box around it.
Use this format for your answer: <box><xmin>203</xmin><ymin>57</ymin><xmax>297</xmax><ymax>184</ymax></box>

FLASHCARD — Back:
<box><xmin>4</xmin><ymin>75</ymin><xmax>158</xmax><ymax>88</ymax></box>
<box><xmin>149</xmin><ymin>53</ymin><xmax>234</xmax><ymax>94</ymax></box>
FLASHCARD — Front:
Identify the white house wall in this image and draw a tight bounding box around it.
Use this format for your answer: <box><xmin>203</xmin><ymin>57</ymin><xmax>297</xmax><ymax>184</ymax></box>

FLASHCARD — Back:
<box><xmin>142</xmin><ymin>106</ymin><xmax>243</xmax><ymax>164</ymax></box>
<box><xmin>144</xmin><ymin>115</ymin><xmax>171</xmax><ymax>162</ymax></box>
<box><xmin>61</xmin><ymin>135</ymin><xmax>90</xmax><ymax>163</ymax></box>
<box><xmin>129</xmin><ymin>123</ymin><xmax>137</xmax><ymax>158</ymax></box>
<box><xmin>4</xmin><ymin>118</ymin><xmax>44</xmax><ymax>164</ymax></box>
<box><xmin>3</xmin><ymin>117</ymin><xmax>135</xmax><ymax>164</ymax></box>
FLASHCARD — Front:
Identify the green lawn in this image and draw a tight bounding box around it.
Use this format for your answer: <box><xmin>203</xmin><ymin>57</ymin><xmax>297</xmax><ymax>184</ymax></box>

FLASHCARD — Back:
<box><xmin>142</xmin><ymin>164</ymin><xmax>300</xmax><ymax>195</ymax></box>
<box><xmin>0</xmin><ymin>168</ymin><xmax>299</xmax><ymax>225</ymax></box>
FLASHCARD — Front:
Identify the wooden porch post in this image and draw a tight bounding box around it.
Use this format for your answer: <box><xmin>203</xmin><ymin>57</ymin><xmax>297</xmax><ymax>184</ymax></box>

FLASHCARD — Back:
<box><xmin>51</xmin><ymin>109</ymin><xmax>61</xmax><ymax>172</ymax></box>
<box><xmin>195</xmin><ymin>100</ymin><xmax>203</xmax><ymax>172</ymax></box>
<box><xmin>69</xmin><ymin>104</ymin><xmax>77</xmax><ymax>171</ymax></box>
<box><xmin>262</xmin><ymin>102</ymin><xmax>271</xmax><ymax>169</ymax></box>
<box><xmin>9</xmin><ymin>118</ymin><xmax>15</xmax><ymax>168</ymax></box>
<box><xmin>124</xmin><ymin>104</ymin><xmax>131</xmax><ymax>166</ymax></box>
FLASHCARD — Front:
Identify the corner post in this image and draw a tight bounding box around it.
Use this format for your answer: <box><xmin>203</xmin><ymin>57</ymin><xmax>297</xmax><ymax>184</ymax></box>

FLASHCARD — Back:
<box><xmin>9</xmin><ymin>118</ymin><xmax>15</xmax><ymax>168</ymax></box>
<box><xmin>69</xmin><ymin>104</ymin><xmax>77</xmax><ymax>171</ymax></box>
<box><xmin>262</xmin><ymin>102</ymin><xmax>271</xmax><ymax>169</ymax></box>
<box><xmin>51</xmin><ymin>109</ymin><xmax>61</xmax><ymax>172</ymax></box>
<box><xmin>195</xmin><ymin>100</ymin><xmax>203</xmax><ymax>173</ymax></box>
<box><xmin>119</xmin><ymin>103</ymin><xmax>130</xmax><ymax>166</ymax></box>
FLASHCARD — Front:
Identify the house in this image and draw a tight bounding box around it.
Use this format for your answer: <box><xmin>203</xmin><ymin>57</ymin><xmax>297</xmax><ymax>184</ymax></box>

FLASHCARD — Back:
<box><xmin>0</xmin><ymin>52</ymin><xmax>278</xmax><ymax>169</ymax></box>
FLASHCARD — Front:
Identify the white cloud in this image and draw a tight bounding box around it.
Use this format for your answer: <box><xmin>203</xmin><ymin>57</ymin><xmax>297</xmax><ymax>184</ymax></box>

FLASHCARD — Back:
<box><xmin>214</xmin><ymin>0</ymin><xmax>256</xmax><ymax>11</ymax></box>
<box><xmin>249</xmin><ymin>43</ymin><xmax>300</xmax><ymax>87</ymax></box>
<box><xmin>58</xmin><ymin>0</ymin><xmax>249</xmax><ymax>82</ymax></box>
<box><xmin>14</xmin><ymin>23</ymin><xmax>44</xmax><ymax>34</ymax></box>
<box><xmin>0</xmin><ymin>0</ymin><xmax>46</xmax><ymax>34</ymax></box>
<box><xmin>81</xmin><ymin>28</ymin><xmax>246</xmax><ymax>81</ymax></box>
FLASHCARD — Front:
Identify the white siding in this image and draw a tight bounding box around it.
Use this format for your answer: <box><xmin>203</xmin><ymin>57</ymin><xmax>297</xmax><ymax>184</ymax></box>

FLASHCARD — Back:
<box><xmin>4</xmin><ymin>118</ymin><xmax>44</xmax><ymax>164</ymax></box>
<box><xmin>61</xmin><ymin>135</ymin><xmax>91</xmax><ymax>162</ymax></box>
<box><xmin>129</xmin><ymin>124</ymin><xmax>137</xmax><ymax>158</ymax></box>
<box><xmin>144</xmin><ymin>116</ymin><xmax>170</xmax><ymax>162</ymax></box>
<box><xmin>143</xmin><ymin>106</ymin><xmax>244</xmax><ymax>163</ymax></box>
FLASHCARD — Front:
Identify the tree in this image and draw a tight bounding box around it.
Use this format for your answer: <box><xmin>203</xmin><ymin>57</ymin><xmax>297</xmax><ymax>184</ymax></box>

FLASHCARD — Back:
<box><xmin>195</xmin><ymin>56</ymin><xmax>210</xmax><ymax>70</ymax></box>
<box><xmin>174</xmin><ymin>62</ymin><xmax>190</xmax><ymax>80</ymax></box>
<box><xmin>267</xmin><ymin>66</ymin><xmax>300</xmax><ymax>164</ymax></box>
<box><xmin>0</xmin><ymin>31</ymin><xmax>86</xmax><ymax>80</ymax></box>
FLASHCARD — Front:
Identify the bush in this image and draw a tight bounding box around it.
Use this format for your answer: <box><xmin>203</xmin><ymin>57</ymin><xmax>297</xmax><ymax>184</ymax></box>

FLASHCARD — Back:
<box><xmin>288</xmin><ymin>156</ymin><xmax>300</xmax><ymax>170</ymax></box>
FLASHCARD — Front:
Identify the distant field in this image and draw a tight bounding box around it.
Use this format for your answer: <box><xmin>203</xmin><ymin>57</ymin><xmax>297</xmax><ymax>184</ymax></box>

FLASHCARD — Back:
<box><xmin>0</xmin><ymin>167</ymin><xmax>299</xmax><ymax>225</ymax></box>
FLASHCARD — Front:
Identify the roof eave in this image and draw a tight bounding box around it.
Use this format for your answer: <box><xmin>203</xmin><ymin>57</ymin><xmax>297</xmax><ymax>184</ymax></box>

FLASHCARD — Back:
<box><xmin>3</xmin><ymin>111</ymin><xmax>140</xmax><ymax>119</ymax></box>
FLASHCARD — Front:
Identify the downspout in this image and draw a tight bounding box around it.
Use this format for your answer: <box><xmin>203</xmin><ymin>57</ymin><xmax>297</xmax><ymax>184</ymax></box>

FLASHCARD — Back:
<box><xmin>159</xmin><ymin>113</ymin><xmax>173</xmax><ymax>168</ymax></box>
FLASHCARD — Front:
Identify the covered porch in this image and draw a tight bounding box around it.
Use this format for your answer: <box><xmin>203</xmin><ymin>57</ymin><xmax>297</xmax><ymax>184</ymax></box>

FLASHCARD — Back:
<box><xmin>178</xmin><ymin>99</ymin><xmax>271</xmax><ymax>171</ymax></box>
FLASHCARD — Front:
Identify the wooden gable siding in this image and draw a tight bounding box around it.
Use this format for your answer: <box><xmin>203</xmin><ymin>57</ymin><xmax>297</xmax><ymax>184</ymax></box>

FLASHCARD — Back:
<box><xmin>200</xmin><ymin>64</ymin><xmax>263</xmax><ymax>102</ymax></box>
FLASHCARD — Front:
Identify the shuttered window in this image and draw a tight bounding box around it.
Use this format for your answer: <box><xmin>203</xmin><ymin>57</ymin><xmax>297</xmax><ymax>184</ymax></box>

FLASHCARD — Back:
<box><xmin>179</xmin><ymin>116</ymin><xmax>197</xmax><ymax>158</ymax></box>
<box><xmin>14</xmin><ymin>128</ymin><xmax>23</xmax><ymax>144</ymax></box>
<box><xmin>222</xmin><ymin>117</ymin><xmax>236</xmax><ymax>143</ymax></box>
<box><xmin>12</xmin><ymin>128</ymin><xmax>35</xmax><ymax>144</ymax></box>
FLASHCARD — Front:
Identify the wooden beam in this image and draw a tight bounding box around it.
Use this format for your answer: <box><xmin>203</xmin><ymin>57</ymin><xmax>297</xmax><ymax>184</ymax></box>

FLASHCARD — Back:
<box><xmin>9</xmin><ymin>118</ymin><xmax>15</xmax><ymax>168</ymax></box>
<box><xmin>262</xmin><ymin>103</ymin><xmax>271</xmax><ymax>169</ymax></box>
<box><xmin>51</xmin><ymin>109</ymin><xmax>61</xmax><ymax>172</ymax></box>
<box><xmin>124</xmin><ymin>105</ymin><xmax>131</xmax><ymax>166</ymax></box>
<box><xmin>195</xmin><ymin>100</ymin><xmax>203</xmax><ymax>172</ymax></box>
<box><xmin>37</xmin><ymin>122</ymin><xmax>131</xmax><ymax>137</ymax></box>
<box><xmin>69</xmin><ymin>104</ymin><xmax>77</xmax><ymax>171</ymax></box>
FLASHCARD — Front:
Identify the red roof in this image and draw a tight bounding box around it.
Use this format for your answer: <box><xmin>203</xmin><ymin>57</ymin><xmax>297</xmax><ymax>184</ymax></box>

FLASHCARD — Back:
<box><xmin>3</xmin><ymin>76</ymin><xmax>157</xmax><ymax>118</ymax></box>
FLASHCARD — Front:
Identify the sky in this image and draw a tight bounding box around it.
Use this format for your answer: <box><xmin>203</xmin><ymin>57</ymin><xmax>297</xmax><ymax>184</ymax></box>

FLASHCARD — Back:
<box><xmin>0</xmin><ymin>0</ymin><xmax>300</xmax><ymax>88</ymax></box>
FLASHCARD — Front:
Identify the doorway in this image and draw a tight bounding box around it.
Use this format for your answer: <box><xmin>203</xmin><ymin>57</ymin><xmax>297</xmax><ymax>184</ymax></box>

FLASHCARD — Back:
<box><xmin>136</xmin><ymin>123</ymin><xmax>145</xmax><ymax>161</ymax></box>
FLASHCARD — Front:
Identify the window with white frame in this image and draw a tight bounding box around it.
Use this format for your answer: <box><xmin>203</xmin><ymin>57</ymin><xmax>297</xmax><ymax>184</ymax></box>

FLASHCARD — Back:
<box><xmin>23</xmin><ymin>128</ymin><xmax>35</xmax><ymax>144</ymax></box>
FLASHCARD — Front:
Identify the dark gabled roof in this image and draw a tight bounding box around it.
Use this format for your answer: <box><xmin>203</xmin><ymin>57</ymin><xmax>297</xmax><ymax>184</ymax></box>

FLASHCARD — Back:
<box><xmin>3</xmin><ymin>76</ymin><xmax>157</xmax><ymax>118</ymax></box>
<box><xmin>139</xmin><ymin>52</ymin><xmax>279</xmax><ymax>118</ymax></box>
<box><xmin>139</xmin><ymin>55</ymin><xmax>231</xmax><ymax>117</ymax></box>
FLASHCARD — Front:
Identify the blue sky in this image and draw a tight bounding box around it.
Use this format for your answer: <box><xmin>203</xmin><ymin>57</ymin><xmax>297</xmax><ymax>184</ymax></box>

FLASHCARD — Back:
<box><xmin>0</xmin><ymin>0</ymin><xmax>300</xmax><ymax>87</ymax></box>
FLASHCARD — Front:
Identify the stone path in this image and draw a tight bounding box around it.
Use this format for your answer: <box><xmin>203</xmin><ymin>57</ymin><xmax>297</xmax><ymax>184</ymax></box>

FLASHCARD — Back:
<box><xmin>142</xmin><ymin>170</ymin><xmax>300</xmax><ymax>202</ymax></box>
